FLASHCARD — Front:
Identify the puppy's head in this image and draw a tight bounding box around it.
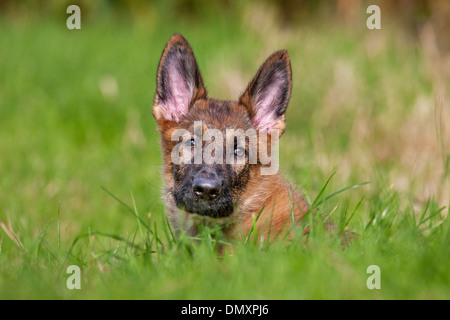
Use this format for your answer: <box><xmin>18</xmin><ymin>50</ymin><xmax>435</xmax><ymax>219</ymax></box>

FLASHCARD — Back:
<box><xmin>153</xmin><ymin>34</ymin><xmax>292</xmax><ymax>218</ymax></box>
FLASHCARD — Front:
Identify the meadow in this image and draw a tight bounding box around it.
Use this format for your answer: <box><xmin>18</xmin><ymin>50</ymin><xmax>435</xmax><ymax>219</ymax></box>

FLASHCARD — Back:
<box><xmin>0</xmin><ymin>2</ymin><xmax>449</xmax><ymax>299</ymax></box>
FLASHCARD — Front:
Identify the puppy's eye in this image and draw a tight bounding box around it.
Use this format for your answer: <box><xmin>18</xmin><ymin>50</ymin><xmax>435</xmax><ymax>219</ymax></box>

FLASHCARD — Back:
<box><xmin>234</xmin><ymin>146</ymin><xmax>245</xmax><ymax>158</ymax></box>
<box><xmin>185</xmin><ymin>138</ymin><xmax>195</xmax><ymax>147</ymax></box>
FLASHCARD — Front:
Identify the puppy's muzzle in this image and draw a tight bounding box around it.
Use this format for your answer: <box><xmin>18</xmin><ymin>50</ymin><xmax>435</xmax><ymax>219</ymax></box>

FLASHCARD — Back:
<box><xmin>192</xmin><ymin>169</ymin><xmax>223</xmax><ymax>202</ymax></box>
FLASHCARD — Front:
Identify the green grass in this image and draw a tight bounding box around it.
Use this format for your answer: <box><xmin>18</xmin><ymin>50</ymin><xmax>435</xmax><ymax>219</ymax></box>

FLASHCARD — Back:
<box><xmin>0</xmin><ymin>6</ymin><xmax>449</xmax><ymax>299</ymax></box>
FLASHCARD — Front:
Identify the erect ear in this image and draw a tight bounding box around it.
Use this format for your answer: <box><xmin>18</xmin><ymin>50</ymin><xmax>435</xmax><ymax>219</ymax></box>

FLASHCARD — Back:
<box><xmin>153</xmin><ymin>34</ymin><xmax>207</xmax><ymax>125</ymax></box>
<box><xmin>239</xmin><ymin>50</ymin><xmax>292</xmax><ymax>135</ymax></box>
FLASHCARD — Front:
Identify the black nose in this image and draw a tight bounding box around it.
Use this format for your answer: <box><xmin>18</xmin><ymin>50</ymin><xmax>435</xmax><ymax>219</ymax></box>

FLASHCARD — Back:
<box><xmin>193</xmin><ymin>179</ymin><xmax>222</xmax><ymax>201</ymax></box>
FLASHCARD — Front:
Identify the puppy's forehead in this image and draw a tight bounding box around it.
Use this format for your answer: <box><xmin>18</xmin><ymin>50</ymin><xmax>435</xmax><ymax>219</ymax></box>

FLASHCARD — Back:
<box><xmin>182</xmin><ymin>99</ymin><xmax>253</xmax><ymax>131</ymax></box>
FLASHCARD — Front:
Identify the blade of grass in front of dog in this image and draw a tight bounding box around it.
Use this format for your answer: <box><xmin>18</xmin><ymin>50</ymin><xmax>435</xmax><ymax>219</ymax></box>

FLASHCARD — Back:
<box><xmin>311</xmin><ymin>172</ymin><xmax>336</xmax><ymax>207</ymax></box>
<box><xmin>244</xmin><ymin>205</ymin><xmax>265</xmax><ymax>245</ymax></box>
<box><xmin>287</xmin><ymin>190</ymin><xmax>304</xmax><ymax>239</ymax></box>
<box><xmin>67</xmin><ymin>231</ymin><xmax>146</xmax><ymax>259</ymax></box>
<box><xmin>130</xmin><ymin>190</ymin><xmax>145</xmax><ymax>244</ymax></box>
<box><xmin>164</xmin><ymin>215</ymin><xmax>177</xmax><ymax>245</ymax></box>
<box><xmin>341</xmin><ymin>196</ymin><xmax>364</xmax><ymax>231</ymax></box>
<box><xmin>280</xmin><ymin>173</ymin><xmax>336</xmax><ymax>242</ymax></box>
<box><xmin>323</xmin><ymin>203</ymin><xmax>339</xmax><ymax>224</ymax></box>
<box><xmin>261</xmin><ymin>200</ymin><xmax>276</xmax><ymax>246</ymax></box>
<box><xmin>288</xmin><ymin>190</ymin><xmax>295</xmax><ymax>224</ymax></box>
<box><xmin>69</xmin><ymin>231</ymin><xmax>142</xmax><ymax>253</ymax></box>
<box><xmin>316</xmin><ymin>181</ymin><xmax>369</xmax><ymax>206</ymax></box>
<box><xmin>153</xmin><ymin>221</ymin><xmax>165</xmax><ymax>251</ymax></box>
<box><xmin>101</xmin><ymin>186</ymin><xmax>153</xmax><ymax>235</ymax></box>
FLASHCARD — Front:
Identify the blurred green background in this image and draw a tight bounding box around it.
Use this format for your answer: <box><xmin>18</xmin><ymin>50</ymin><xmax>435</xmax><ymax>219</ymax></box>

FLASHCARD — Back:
<box><xmin>0</xmin><ymin>0</ymin><xmax>449</xmax><ymax>299</ymax></box>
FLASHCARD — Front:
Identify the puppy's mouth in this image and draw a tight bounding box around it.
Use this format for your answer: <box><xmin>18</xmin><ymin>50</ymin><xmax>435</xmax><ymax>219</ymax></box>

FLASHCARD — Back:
<box><xmin>179</xmin><ymin>199</ymin><xmax>234</xmax><ymax>218</ymax></box>
<box><xmin>174</xmin><ymin>191</ymin><xmax>235</xmax><ymax>218</ymax></box>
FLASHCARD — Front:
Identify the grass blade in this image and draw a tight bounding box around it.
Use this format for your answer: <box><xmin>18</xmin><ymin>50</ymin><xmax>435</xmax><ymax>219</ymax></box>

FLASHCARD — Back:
<box><xmin>101</xmin><ymin>186</ymin><xmax>153</xmax><ymax>235</ymax></box>
<box><xmin>244</xmin><ymin>205</ymin><xmax>265</xmax><ymax>245</ymax></box>
<box><xmin>316</xmin><ymin>181</ymin><xmax>369</xmax><ymax>206</ymax></box>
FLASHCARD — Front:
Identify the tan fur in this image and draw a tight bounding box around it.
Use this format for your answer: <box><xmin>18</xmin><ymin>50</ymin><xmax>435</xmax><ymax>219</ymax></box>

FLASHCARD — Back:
<box><xmin>230</xmin><ymin>172</ymin><xmax>309</xmax><ymax>240</ymax></box>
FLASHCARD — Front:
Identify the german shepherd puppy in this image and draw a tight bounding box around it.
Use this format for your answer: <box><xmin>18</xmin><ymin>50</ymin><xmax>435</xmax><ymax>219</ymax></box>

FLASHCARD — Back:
<box><xmin>153</xmin><ymin>34</ymin><xmax>310</xmax><ymax>240</ymax></box>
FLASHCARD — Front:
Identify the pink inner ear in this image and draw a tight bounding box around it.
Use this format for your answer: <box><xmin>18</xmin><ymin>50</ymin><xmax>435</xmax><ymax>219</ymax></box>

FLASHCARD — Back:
<box><xmin>160</xmin><ymin>65</ymin><xmax>194</xmax><ymax>122</ymax></box>
<box><xmin>252</xmin><ymin>84</ymin><xmax>281</xmax><ymax>131</ymax></box>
